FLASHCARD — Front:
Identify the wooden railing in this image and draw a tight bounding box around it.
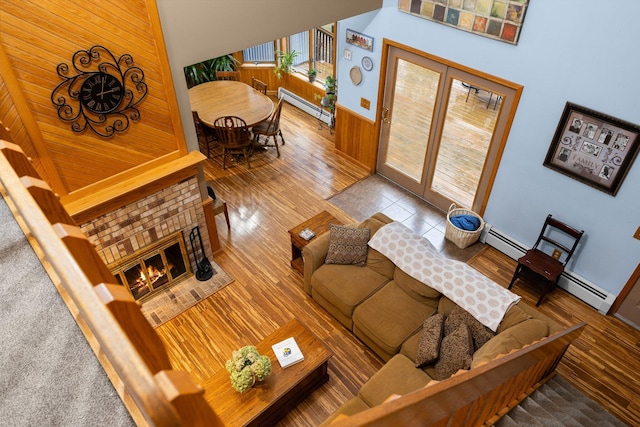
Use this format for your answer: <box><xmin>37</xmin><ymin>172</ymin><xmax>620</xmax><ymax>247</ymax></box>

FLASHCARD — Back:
<box><xmin>328</xmin><ymin>321</ymin><xmax>586</xmax><ymax>426</ymax></box>
<box><xmin>0</xmin><ymin>135</ymin><xmax>223</xmax><ymax>427</ymax></box>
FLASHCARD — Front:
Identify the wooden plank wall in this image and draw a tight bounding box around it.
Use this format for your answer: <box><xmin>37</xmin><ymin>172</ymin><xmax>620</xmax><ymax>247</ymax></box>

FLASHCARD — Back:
<box><xmin>0</xmin><ymin>0</ymin><xmax>186</xmax><ymax>197</ymax></box>
<box><xmin>334</xmin><ymin>105</ymin><xmax>378</xmax><ymax>172</ymax></box>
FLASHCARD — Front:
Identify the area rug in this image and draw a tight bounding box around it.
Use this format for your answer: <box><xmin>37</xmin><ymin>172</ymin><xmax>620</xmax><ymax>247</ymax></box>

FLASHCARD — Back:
<box><xmin>140</xmin><ymin>260</ymin><xmax>233</xmax><ymax>327</ymax></box>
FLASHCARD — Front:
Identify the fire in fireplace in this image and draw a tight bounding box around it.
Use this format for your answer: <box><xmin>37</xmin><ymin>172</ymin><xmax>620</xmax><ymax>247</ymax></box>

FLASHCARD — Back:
<box><xmin>110</xmin><ymin>232</ymin><xmax>191</xmax><ymax>301</ymax></box>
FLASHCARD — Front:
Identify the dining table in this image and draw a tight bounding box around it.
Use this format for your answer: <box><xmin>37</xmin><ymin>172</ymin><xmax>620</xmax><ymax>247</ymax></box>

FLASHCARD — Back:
<box><xmin>188</xmin><ymin>80</ymin><xmax>274</xmax><ymax>127</ymax></box>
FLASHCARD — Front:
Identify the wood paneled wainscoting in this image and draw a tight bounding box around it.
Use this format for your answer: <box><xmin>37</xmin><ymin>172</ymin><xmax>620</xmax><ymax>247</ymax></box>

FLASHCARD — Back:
<box><xmin>334</xmin><ymin>105</ymin><xmax>378</xmax><ymax>172</ymax></box>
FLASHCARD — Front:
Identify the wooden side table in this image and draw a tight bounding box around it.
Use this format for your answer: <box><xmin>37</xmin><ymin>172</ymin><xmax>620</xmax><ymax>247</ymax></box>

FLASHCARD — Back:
<box><xmin>288</xmin><ymin>211</ymin><xmax>340</xmax><ymax>274</ymax></box>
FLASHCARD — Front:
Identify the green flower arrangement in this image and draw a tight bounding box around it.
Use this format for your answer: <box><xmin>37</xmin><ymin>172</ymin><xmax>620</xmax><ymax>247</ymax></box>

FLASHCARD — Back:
<box><xmin>225</xmin><ymin>346</ymin><xmax>272</xmax><ymax>393</ymax></box>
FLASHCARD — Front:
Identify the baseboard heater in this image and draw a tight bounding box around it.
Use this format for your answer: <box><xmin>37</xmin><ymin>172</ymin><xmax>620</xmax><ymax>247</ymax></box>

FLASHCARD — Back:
<box><xmin>278</xmin><ymin>87</ymin><xmax>332</xmax><ymax>126</ymax></box>
<box><xmin>480</xmin><ymin>224</ymin><xmax>616</xmax><ymax>314</ymax></box>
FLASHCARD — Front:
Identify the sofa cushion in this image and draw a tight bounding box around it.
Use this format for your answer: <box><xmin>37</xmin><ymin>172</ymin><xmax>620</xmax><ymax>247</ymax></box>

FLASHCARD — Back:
<box><xmin>434</xmin><ymin>324</ymin><xmax>474</xmax><ymax>380</ymax></box>
<box><xmin>438</xmin><ymin>296</ymin><xmax>457</xmax><ymax>316</ymax></box>
<box><xmin>360</xmin><ymin>215</ymin><xmax>396</xmax><ymax>279</ymax></box>
<box><xmin>444</xmin><ymin>305</ymin><xmax>495</xmax><ymax>351</ymax></box>
<box><xmin>353</xmin><ymin>281</ymin><xmax>437</xmax><ymax>358</ymax></box>
<box><xmin>497</xmin><ymin>303</ymin><xmax>531</xmax><ymax>334</ymax></box>
<box><xmin>366</xmin><ymin>248</ymin><xmax>396</xmax><ymax>280</ymax></box>
<box><xmin>358</xmin><ymin>354</ymin><xmax>432</xmax><ymax>407</ymax></box>
<box><xmin>318</xmin><ymin>397</ymin><xmax>370</xmax><ymax>427</ymax></box>
<box><xmin>311</xmin><ymin>264</ymin><xmax>389</xmax><ymax>321</ymax></box>
<box><xmin>471</xmin><ymin>318</ymin><xmax>550</xmax><ymax>368</ymax></box>
<box><xmin>415</xmin><ymin>313</ymin><xmax>445</xmax><ymax>367</ymax></box>
<box><xmin>394</xmin><ymin>267</ymin><xmax>441</xmax><ymax>308</ymax></box>
<box><xmin>325</xmin><ymin>224</ymin><xmax>370</xmax><ymax>266</ymax></box>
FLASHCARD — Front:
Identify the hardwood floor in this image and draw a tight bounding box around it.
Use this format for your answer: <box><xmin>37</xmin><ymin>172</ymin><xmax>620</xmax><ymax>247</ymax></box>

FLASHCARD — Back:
<box><xmin>158</xmin><ymin>100</ymin><xmax>638</xmax><ymax>426</ymax></box>
<box><xmin>468</xmin><ymin>249</ymin><xmax>639</xmax><ymax>427</ymax></box>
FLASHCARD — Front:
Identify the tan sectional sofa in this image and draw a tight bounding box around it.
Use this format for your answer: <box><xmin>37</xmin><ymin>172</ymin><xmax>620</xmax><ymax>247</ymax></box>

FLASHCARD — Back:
<box><xmin>302</xmin><ymin>212</ymin><xmax>562</xmax><ymax>423</ymax></box>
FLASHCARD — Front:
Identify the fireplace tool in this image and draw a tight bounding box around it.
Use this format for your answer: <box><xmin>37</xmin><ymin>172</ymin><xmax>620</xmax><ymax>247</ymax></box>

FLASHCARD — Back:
<box><xmin>189</xmin><ymin>226</ymin><xmax>214</xmax><ymax>281</ymax></box>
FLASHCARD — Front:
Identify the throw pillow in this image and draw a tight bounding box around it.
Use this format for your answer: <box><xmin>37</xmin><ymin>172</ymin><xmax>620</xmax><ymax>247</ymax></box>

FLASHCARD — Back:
<box><xmin>415</xmin><ymin>313</ymin><xmax>445</xmax><ymax>368</ymax></box>
<box><xmin>444</xmin><ymin>305</ymin><xmax>496</xmax><ymax>351</ymax></box>
<box><xmin>434</xmin><ymin>324</ymin><xmax>474</xmax><ymax>380</ymax></box>
<box><xmin>324</xmin><ymin>224</ymin><xmax>370</xmax><ymax>266</ymax></box>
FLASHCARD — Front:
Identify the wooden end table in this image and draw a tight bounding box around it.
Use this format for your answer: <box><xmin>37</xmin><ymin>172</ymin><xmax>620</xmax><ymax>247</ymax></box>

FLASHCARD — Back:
<box><xmin>202</xmin><ymin>318</ymin><xmax>333</xmax><ymax>426</ymax></box>
<box><xmin>288</xmin><ymin>211</ymin><xmax>341</xmax><ymax>274</ymax></box>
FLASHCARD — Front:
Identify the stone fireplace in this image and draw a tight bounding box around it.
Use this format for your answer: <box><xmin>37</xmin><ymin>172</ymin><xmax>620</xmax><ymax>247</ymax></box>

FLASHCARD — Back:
<box><xmin>80</xmin><ymin>176</ymin><xmax>212</xmax><ymax>301</ymax></box>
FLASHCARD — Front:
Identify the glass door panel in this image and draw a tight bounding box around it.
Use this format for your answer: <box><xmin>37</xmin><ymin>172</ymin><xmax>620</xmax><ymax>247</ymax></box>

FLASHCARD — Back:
<box><xmin>384</xmin><ymin>59</ymin><xmax>440</xmax><ymax>183</ymax></box>
<box><xmin>431</xmin><ymin>79</ymin><xmax>502</xmax><ymax>207</ymax></box>
<box><xmin>377</xmin><ymin>43</ymin><xmax>519</xmax><ymax>214</ymax></box>
<box><xmin>124</xmin><ymin>262</ymin><xmax>151</xmax><ymax>300</ymax></box>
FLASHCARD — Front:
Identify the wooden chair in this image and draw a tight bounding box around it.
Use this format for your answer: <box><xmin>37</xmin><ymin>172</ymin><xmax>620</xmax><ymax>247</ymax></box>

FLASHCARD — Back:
<box><xmin>215</xmin><ymin>71</ymin><xmax>240</xmax><ymax>81</ymax></box>
<box><xmin>213</xmin><ymin>116</ymin><xmax>252</xmax><ymax>169</ymax></box>
<box><xmin>206</xmin><ymin>183</ymin><xmax>230</xmax><ymax>229</ymax></box>
<box><xmin>252</xmin><ymin>97</ymin><xmax>285</xmax><ymax>158</ymax></box>
<box><xmin>251</xmin><ymin>77</ymin><xmax>267</xmax><ymax>95</ymax></box>
<box><xmin>508</xmin><ymin>214</ymin><xmax>584</xmax><ymax>306</ymax></box>
<box><xmin>192</xmin><ymin>111</ymin><xmax>219</xmax><ymax>158</ymax></box>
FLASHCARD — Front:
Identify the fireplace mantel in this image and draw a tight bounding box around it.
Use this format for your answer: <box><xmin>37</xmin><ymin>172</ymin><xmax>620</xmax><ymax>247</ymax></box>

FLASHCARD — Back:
<box><xmin>61</xmin><ymin>151</ymin><xmax>206</xmax><ymax>225</ymax></box>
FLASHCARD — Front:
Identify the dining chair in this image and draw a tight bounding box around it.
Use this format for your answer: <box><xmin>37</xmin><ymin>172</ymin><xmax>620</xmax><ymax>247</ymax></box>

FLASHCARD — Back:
<box><xmin>206</xmin><ymin>183</ymin><xmax>230</xmax><ymax>229</ymax></box>
<box><xmin>252</xmin><ymin>97</ymin><xmax>285</xmax><ymax>158</ymax></box>
<box><xmin>213</xmin><ymin>116</ymin><xmax>253</xmax><ymax>169</ymax></box>
<box><xmin>251</xmin><ymin>77</ymin><xmax>267</xmax><ymax>95</ymax></box>
<box><xmin>508</xmin><ymin>214</ymin><xmax>584</xmax><ymax>306</ymax></box>
<box><xmin>192</xmin><ymin>111</ymin><xmax>219</xmax><ymax>159</ymax></box>
<box><xmin>215</xmin><ymin>71</ymin><xmax>240</xmax><ymax>81</ymax></box>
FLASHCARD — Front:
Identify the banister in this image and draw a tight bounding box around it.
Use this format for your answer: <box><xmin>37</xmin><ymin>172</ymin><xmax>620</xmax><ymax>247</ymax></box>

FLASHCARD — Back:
<box><xmin>0</xmin><ymin>139</ymin><xmax>223</xmax><ymax>426</ymax></box>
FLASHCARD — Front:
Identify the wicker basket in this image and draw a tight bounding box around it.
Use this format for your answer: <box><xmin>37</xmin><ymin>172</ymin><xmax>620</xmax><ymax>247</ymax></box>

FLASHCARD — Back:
<box><xmin>444</xmin><ymin>203</ymin><xmax>485</xmax><ymax>249</ymax></box>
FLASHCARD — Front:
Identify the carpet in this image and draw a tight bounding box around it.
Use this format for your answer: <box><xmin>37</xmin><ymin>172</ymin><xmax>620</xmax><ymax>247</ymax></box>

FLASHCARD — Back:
<box><xmin>495</xmin><ymin>375</ymin><xmax>626</xmax><ymax>427</ymax></box>
<box><xmin>141</xmin><ymin>261</ymin><xmax>233</xmax><ymax>327</ymax></box>
<box><xmin>0</xmin><ymin>195</ymin><xmax>134</xmax><ymax>427</ymax></box>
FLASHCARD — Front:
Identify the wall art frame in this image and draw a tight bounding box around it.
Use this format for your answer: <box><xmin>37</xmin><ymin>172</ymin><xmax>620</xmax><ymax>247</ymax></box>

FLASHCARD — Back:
<box><xmin>346</xmin><ymin>29</ymin><xmax>373</xmax><ymax>51</ymax></box>
<box><xmin>398</xmin><ymin>0</ymin><xmax>530</xmax><ymax>45</ymax></box>
<box><xmin>544</xmin><ymin>102</ymin><xmax>640</xmax><ymax>196</ymax></box>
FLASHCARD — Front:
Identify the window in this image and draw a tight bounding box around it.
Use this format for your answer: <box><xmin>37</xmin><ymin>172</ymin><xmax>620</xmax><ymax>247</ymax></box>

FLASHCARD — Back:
<box><xmin>242</xmin><ymin>24</ymin><xmax>335</xmax><ymax>82</ymax></box>
<box><xmin>289</xmin><ymin>23</ymin><xmax>335</xmax><ymax>82</ymax></box>
<box><xmin>242</xmin><ymin>41</ymin><xmax>275</xmax><ymax>63</ymax></box>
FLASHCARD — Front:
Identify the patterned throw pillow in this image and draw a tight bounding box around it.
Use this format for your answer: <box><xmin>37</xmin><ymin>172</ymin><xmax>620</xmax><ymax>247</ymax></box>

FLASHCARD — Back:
<box><xmin>434</xmin><ymin>324</ymin><xmax>474</xmax><ymax>380</ymax></box>
<box><xmin>415</xmin><ymin>313</ymin><xmax>445</xmax><ymax>368</ymax></box>
<box><xmin>444</xmin><ymin>305</ymin><xmax>496</xmax><ymax>351</ymax></box>
<box><xmin>324</xmin><ymin>224</ymin><xmax>370</xmax><ymax>266</ymax></box>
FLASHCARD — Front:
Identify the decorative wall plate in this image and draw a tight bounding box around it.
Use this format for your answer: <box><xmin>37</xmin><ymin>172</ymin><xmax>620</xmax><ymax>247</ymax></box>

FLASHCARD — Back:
<box><xmin>350</xmin><ymin>66</ymin><xmax>363</xmax><ymax>86</ymax></box>
<box><xmin>362</xmin><ymin>56</ymin><xmax>373</xmax><ymax>71</ymax></box>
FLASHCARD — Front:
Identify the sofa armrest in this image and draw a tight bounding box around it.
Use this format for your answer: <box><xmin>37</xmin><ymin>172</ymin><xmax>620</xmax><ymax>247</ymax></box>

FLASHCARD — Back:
<box><xmin>302</xmin><ymin>232</ymin><xmax>331</xmax><ymax>295</ymax></box>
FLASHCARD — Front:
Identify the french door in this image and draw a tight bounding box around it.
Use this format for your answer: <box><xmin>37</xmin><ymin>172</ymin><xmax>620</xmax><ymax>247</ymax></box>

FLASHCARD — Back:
<box><xmin>377</xmin><ymin>44</ymin><xmax>520</xmax><ymax>214</ymax></box>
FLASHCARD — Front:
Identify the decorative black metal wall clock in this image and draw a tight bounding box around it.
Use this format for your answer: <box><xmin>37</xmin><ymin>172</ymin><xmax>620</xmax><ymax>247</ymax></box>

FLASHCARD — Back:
<box><xmin>51</xmin><ymin>45</ymin><xmax>148</xmax><ymax>137</ymax></box>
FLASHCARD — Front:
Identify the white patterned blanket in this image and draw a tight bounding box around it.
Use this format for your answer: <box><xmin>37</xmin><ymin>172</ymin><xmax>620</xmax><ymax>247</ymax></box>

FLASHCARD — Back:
<box><xmin>368</xmin><ymin>222</ymin><xmax>520</xmax><ymax>332</ymax></box>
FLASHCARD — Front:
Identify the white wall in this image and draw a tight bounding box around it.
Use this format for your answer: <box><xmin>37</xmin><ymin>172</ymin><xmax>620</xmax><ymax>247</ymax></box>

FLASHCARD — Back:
<box><xmin>338</xmin><ymin>0</ymin><xmax>640</xmax><ymax>297</ymax></box>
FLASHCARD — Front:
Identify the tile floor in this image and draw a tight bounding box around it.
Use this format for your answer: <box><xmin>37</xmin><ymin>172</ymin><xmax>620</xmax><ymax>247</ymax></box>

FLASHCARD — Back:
<box><xmin>327</xmin><ymin>174</ymin><xmax>485</xmax><ymax>262</ymax></box>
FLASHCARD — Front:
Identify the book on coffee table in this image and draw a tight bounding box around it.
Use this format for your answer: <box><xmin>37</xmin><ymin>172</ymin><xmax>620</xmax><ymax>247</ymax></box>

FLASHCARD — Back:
<box><xmin>272</xmin><ymin>337</ymin><xmax>304</xmax><ymax>368</ymax></box>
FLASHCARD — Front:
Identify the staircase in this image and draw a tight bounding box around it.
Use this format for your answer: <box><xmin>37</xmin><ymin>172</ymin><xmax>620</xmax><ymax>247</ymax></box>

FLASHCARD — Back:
<box><xmin>496</xmin><ymin>376</ymin><xmax>627</xmax><ymax>427</ymax></box>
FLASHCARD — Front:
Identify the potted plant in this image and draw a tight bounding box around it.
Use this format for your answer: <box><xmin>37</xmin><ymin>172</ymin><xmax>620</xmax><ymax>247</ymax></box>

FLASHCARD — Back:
<box><xmin>320</xmin><ymin>75</ymin><xmax>337</xmax><ymax>114</ymax></box>
<box><xmin>274</xmin><ymin>50</ymin><xmax>300</xmax><ymax>79</ymax></box>
<box><xmin>183</xmin><ymin>54</ymin><xmax>239</xmax><ymax>88</ymax></box>
<box><xmin>225</xmin><ymin>345</ymin><xmax>272</xmax><ymax>393</ymax></box>
<box><xmin>307</xmin><ymin>68</ymin><xmax>317</xmax><ymax>83</ymax></box>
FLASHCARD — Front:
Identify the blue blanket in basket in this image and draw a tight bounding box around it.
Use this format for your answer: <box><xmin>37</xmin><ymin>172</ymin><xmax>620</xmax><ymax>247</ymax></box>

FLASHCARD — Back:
<box><xmin>450</xmin><ymin>214</ymin><xmax>481</xmax><ymax>231</ymax></box>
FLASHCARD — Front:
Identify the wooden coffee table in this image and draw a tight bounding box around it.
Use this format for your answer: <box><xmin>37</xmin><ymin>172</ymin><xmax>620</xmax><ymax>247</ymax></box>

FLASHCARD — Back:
<box><xmin>288</xmin><ymin>211</ymin><xmax>341</xmax><ymax>274</ymax></box>
<box><xmin>202</xmin><ymin>318</ymin><xmax>333</xmax><ymax>426</ymax></box>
